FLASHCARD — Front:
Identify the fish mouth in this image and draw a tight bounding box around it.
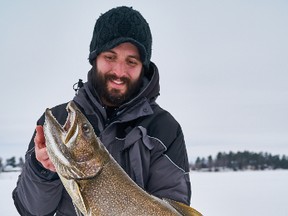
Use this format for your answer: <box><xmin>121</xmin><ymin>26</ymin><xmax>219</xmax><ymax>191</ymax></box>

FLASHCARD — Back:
<box><xmin>45</xmin><ymin>101</ymin><xmax>79</xmax><ymax>146</ymax></box>
<box><xmin>63</xmin><ymin>101</ymin><xmax>78</xmax><ymax>145</ymax></box>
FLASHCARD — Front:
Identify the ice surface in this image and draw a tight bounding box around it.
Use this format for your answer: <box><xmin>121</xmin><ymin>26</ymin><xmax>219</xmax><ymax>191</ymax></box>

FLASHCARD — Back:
<box><xmin>1</xmin><ymin>170</ymin><xmax>288</xmax><ymax>216</ymax></box>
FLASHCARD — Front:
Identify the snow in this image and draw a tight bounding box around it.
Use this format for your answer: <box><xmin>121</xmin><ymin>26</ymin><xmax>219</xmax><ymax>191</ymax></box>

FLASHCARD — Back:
<box><xmin>190</xmin><ymin>170</ymin><xmax>288</xmax><ymax>216</ymax></box>
<box><xmin>1</xmin><ymin>170</ymin><xmax>288</xmax><ymax>216</ymax></box>
<box><xmin>0</xmin><ymin>172</ymin><xmax>19</xmax><ymax>216</ymax></box>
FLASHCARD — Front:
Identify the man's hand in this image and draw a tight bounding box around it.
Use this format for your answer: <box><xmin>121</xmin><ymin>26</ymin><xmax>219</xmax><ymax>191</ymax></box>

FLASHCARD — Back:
<box><xmin>34</xmin><ymin>125</ymin><xmax>56</xmax><ymax>172</ymax></box>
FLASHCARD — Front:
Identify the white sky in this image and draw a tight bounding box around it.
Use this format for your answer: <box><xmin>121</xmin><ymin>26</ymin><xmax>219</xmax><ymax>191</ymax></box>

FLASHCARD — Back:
<box><xmin>0</xmin><ymin>0</ymin><xmax>288</xmax><ymax>161</ymax></box>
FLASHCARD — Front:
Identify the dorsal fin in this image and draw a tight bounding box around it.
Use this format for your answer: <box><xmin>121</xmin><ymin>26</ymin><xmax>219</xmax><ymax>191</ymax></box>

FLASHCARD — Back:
<box><xmin>164</xmin><ymin>198</ymin><xmax>203</xmax><ymax>216</ymax></box>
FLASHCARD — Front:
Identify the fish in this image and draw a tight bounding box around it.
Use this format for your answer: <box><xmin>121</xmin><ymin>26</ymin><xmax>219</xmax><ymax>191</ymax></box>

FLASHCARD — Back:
<box><xmin>43</xmin><ymin>101</ymin><xmax>203</xmax><ymax>216</ymax></box>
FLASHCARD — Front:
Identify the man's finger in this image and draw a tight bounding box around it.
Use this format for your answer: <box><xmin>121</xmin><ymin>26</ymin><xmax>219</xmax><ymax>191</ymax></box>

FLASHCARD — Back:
<box><xmin>34</xmin><ymin>125</ymin><xmax>46</xmax><ymax>149</ymax></box>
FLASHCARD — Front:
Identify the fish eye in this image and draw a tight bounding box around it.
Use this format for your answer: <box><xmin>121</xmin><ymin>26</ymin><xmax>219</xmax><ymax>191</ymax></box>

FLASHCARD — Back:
<box><xmin>82</xmin><ymin>123</ymin><xmax>90</xmax><ymax>133</ymax></box>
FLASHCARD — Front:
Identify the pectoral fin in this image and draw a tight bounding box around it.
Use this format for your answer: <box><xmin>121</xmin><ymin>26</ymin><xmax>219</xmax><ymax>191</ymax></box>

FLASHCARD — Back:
<box><xmin>73</xmin><ymin>204</ymin><xmax>84</xmax><ymax>216</ymax></box>
<box><xmin>164</xmin><ymin>198</ymin><xmax>203</xmax><ymax>216</ymax></box>
<box><xmin>59</xmin><ymin>176</ymin><xmax>88</xmax><ymax>215</ymax></box>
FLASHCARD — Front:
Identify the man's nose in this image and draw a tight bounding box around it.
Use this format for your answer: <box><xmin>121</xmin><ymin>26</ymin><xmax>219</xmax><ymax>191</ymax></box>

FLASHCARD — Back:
<box><xmin>112</xmin><ymin>61</ymin><xmax>127</xmax><ymax>76</ymax></box>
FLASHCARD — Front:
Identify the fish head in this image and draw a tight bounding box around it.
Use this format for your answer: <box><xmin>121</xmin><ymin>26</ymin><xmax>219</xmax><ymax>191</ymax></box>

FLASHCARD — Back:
<box><xmin>44</xmin><ymin>101</ymin><xmax>110</xmax><ymax>179</ymax></box>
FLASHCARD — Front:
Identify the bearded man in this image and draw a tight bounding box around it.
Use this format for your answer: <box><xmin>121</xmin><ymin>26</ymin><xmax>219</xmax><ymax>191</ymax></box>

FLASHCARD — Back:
<box><xmin>13</xmin><ymin>6</ymin><xmax>191</xmax><ymax>216</ymax></box>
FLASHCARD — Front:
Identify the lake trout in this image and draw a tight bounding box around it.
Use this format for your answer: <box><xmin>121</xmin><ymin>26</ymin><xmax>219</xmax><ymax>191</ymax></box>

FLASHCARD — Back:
<box><xmin>43</xmin><ymin>101</ymin><xmax>202</xmax><ymax>216</ymax></box>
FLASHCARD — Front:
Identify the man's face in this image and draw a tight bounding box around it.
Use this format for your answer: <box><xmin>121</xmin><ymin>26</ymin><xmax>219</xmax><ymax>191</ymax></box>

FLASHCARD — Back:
<box><xmin>95</xmin><ymin>42</ymin><xmax>143</xmax><ymax>107</ymax></box>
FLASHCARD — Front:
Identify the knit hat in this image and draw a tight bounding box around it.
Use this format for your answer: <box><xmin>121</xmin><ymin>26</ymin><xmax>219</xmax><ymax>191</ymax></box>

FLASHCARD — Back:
<box><xmin>89</xmin><ymin>6</ymin><xmax>152</xmax><ymax>67</ymax></box>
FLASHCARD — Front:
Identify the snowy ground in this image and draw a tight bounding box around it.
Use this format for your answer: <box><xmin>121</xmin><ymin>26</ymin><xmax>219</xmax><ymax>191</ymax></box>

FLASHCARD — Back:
<box><xmin>190</xmin><ymin>170</ymin><xmax>288</xmax><ymax>216</ymax></box>
<box><xmin>1</xmin><ymin>171</ymin><xmax>20</xmax><ymax>216</ymax></box>
<box><xmin>1</xmin><ymin>170</ymin><xmax>288</xmax><ymax>216</ymax></box>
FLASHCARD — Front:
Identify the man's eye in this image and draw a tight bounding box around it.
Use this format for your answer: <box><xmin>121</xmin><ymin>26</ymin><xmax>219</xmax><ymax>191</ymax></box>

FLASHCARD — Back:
<box><xmin>128</xmin><ymin>60</ymin><xmax>137</xmax><ymax>66</ymax></box>
<box><xmin>105</xmin><ymin>55</ymin><xmax>114</xmax><ymax>61</ymax></box>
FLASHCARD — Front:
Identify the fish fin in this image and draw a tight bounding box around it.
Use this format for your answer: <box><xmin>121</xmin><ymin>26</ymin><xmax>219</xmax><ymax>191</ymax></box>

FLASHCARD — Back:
<box><xmin>60</xmin><ymin>177</ymin><xmax>88</xmax><ymax>215</ymax></box>
<box><xmin>164</xmin><ymin>198</ymin><xmax>203</xmax><ymax>216</ymax></box>
<box><xmin>73</xmin><ymin>203</ymin><xmax>84</xmax><ymax>216</ymax></box>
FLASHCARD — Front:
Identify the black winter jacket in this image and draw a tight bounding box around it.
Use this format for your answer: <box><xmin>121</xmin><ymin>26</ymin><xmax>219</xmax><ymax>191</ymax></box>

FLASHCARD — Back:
<box><xmin>13</xmin><ymin>62</ymin><xmax>191</xmax><ymax>216</ymax></box>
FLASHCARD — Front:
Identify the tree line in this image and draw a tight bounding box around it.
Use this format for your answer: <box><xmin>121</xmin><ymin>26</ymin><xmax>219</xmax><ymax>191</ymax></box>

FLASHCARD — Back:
<box><xmin>2</xmin><ymin>151</ymin><xmax>288</xmax><ymax>173</ymax></box>
<box><xmin>190</xmin><ymin>151</ymin><xmax>288</xmax><ymax>171</ymax></box>
<box><xmin>0</xmin><ymin>156</ymin><xmax>24</xmax><ymax>172</ymax></box>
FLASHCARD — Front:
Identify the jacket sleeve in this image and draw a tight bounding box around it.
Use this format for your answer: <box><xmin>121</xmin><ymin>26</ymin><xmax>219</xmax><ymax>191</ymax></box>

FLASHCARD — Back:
<box><xmin>147</xmin><ymin>125</ymin><xmax>191</xmax><ymax>205</ymax></box>
<box><xmin>12</xmin><ymin>131</ymin><xmax>64</xmax><ymax>216</ymax></box>
<box><xmin>142</xmin><ymin>109</ymin><xmax>191</xmax><ymax>205</ymax></box>
<box><xmin>12</xmin><ymin>104</ymin><xmax>69</xmax><ymax>215</ymax></box>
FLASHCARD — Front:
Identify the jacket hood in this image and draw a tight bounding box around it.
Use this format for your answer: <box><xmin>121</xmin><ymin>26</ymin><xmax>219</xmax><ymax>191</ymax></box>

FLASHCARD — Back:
<box><xmin>131</xmin><ymin>61</ymin><xmax>160</xmax><ymax>104</ymax></box>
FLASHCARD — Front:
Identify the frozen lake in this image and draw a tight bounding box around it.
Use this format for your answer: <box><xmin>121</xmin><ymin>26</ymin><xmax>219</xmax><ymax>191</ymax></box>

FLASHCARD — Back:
<box><xmin>190</xmin><ymin>170</ymin><xmax>288</xmax><ymax>215</ymax></box>
<box><xmin>1</xmin><ymin>170</ymin><xmax>288</xmax><ymax>215</ymax></box>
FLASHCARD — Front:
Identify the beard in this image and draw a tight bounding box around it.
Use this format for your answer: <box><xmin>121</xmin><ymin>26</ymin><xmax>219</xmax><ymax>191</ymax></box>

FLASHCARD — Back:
<box><xmin>92</xmin><ymin>66</ymin><xmax>143</xmax><ymax>107</ymax></box>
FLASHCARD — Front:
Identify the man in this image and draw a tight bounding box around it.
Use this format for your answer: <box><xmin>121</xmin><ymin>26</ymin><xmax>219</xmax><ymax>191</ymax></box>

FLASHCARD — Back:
<box><xmin>13</xmin><ymin>6</ymin><xmax>191</xmax><ymax>216</ymax></box>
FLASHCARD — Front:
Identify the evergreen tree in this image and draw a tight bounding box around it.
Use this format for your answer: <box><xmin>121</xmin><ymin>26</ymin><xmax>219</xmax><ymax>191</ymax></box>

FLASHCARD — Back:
<box><xmin>18</xmin><ymin>157</ymin><xmax>25</xmax><ymax>168</ymax></box>
<box><xmin>0</xmin><ymin>157</ymin><xmax>3</xmax><ymax>172</ymax></box>
<box><xmin>6</xmin><ymin>156</ymin><xmax>16</xmax><ymax>168</ymax></box>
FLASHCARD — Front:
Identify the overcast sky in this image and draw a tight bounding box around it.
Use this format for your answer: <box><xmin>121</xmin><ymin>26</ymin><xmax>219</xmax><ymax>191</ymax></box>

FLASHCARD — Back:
<box><xmin>1</xmin><ymin>0</ymin><xmax>287</xmax><ymax>161</ymax></box>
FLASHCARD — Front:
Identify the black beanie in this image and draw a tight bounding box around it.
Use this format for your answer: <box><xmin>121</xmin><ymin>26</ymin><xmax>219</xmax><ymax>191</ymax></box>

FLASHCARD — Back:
<box><xmin>89</xmin><ymin>6</ymin><xmax>152</xmax><ymax>67</ymax></box>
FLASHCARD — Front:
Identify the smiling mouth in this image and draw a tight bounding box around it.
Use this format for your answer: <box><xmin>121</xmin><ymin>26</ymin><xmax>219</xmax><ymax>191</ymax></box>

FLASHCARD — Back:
<box><xmin>110</xmin><ymin>78</ymin><xmax>125</xmax><ymax>85</ymax></box>
<box><xmin>107</xmin><ymin>74</ymin><xmax>129</xmax><ymax>86</ymax></box>
<box><xmin>107</xmin><ymin>78</ymin><xmax>129</xmax><ymax>92</ymax></box>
